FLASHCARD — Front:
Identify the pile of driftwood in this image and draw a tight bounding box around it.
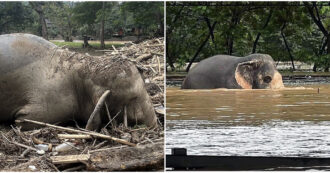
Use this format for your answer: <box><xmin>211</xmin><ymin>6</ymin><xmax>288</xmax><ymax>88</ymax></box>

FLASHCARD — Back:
<box><xmin>95</xmin><ymin>38</ymin><xmax>165</xmax><ymax>123</ymax></box>
<box><xmin>0</xmin><ymin>122</ymin><xmax>163</xmax><ymax>171</ymax></box>
<box><xmin>0</xmin><ymin>38</ymin><xmax>164</xmax><ymax>172</ymax></box>
<box><xmin>101</xmin><ymin>37</ymin><xmax>164</xmax><ymax>122</ymax></box>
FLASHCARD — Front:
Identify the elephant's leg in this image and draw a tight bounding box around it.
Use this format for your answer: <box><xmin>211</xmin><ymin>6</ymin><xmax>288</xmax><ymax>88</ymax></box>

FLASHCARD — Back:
<box><xmin>14</xmin><ymin>91</ymin><xmax>77</xmax><ymax>130</ymax></box>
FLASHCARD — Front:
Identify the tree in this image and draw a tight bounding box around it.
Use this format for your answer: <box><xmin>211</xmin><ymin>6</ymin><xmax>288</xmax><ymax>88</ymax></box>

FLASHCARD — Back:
<box><xmin>30</xmin><ymin>2</ymin><xmax>48</xmax><ymax>40</ymax></box>
<box><xmin>100</xmin><ymin>2</ymin><xmax>105</xmax><ymax>48</ymax></box>
<box><xmin>186</xmin><ymin>21</ymin><xmax>217</xmax><ymax>72</ymax></box>
<box><xmin>0</xmin><ymin>2</ymin><xmax>34</xmax><ymax>34</ymax></box>
<box><xmin>251</xmin><ymin>9</ymin><xmax>273</xmax><ymax>53</ymax></box>
<box><xmin>166</xmin><ymin>5</ymin><xmax>185</xmax><ymax>71</ymax></box>
<box><xmin>45</xmin><ymin>2</ymin><xmax>76</xmax><ymax>41</ymax></box>
<box><xmin>73</xmin><ymin>2</ymin><xmax>103</xmax><ymax>47</ymax></box>
<box><xmin>166</xmin><ymin>2</ymin><xmax>330</xmax><ymax>72</ymax></box>
<box><xmin>121</xmin><ymin>2</ymin><xmax>164</xmax><ymax>38</ymax></box>
<box><xmin>304</xmin><ymin>2</ymin><xmax>330</xmax><ymax>71</ymax></box>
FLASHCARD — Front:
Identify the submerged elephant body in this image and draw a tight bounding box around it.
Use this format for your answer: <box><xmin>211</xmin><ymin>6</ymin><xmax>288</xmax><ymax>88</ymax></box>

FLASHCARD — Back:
<box><xmin>182</xmin><ymin>54</ymin><xmax>284</xmax><ymax>89</ymax></box>
<box><xmin>0</xmin><ymin>33</ymin><xmax>157</xmax><ymax>130</ymax></box>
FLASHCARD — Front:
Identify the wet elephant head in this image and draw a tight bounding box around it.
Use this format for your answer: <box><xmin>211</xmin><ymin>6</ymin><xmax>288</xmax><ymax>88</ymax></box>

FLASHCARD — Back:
<box><xmin>235</xmin><ymin>54</ymin><xmax>284</xmax><ymax>89</ymax></box>
<box><xmin>181</xmin><ymin>53</ymin><xmax>284</xmax><ymax>89</ymax></box>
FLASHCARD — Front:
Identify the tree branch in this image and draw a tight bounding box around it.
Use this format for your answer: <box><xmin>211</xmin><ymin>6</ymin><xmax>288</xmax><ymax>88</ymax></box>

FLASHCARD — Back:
<box><xmin>281</xmin><ymin>22</ymin><xmax>295</xmax><ymax>71</ymax></box>
<box><xmin>186</xmin><ymin>21</ymin><xmax>217</xmax><ymax>72</ymax></box>
<box><xmin>313</xmin><ymin>2</ymin><xmax>321</xmax><ymax>22</ymax></box>
<box><xmin>304</xmin><ymin>2</ymin><xmax>328</xmax><ymax>36</ymax></box>
<box><xmin>204</xmin><ymin>16</ymin><xmax>216</xmax><ymax>47</ymax></box>
<box><xmin>252</xmin><ymin>9</ymin><xmax>273</xmax><ymax>53</ymax></box>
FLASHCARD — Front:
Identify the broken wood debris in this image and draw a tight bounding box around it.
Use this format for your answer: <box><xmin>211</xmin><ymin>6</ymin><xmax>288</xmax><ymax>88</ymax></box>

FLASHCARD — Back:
<box><xmin>102</xmin><ymin>38</ymin><xmax>164</xmax><ymax>109</ymax></box>
<box><xmin>16</xmin><ymin>119</ymin><xmax>136</xmax><ymax>147</ymax></box>
<box><xmin>50</xmin><ymin>154</ymin><xmax>90</xmax><ymax>164</ymax></box>
<box><xmin>0</xmin><ymin>123</ymin><xmax>163</xmax><ymax>171</ymax></box>
<box><xmin>58</xmin><ymin>134</ymin><xmax>92</xmax><ymax>139</ymax></box>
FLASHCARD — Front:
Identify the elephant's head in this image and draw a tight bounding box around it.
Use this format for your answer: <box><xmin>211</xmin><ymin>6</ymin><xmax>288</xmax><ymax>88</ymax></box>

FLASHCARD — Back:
<box><xmin>234</xmin><ymin>54</ymin><xmax>284</xmax><ymax>89</ymax></box>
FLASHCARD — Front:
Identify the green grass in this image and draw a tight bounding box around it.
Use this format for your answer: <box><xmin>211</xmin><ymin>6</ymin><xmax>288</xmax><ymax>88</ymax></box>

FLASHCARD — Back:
<box><xmin>51</xmin><ymin>41</ymin><xmax>124</xmax><ymax>49</ymax></box>
<box><xmin>51</xmin><ymin>41</ymin><xmax>82</xmax><ymax>48</ymax></box>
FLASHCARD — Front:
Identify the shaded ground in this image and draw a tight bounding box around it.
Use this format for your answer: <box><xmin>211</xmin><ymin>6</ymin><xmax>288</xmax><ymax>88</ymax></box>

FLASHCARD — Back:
<box><xmin>51</xmin><ymin>40</ymin><xmax>127</xmax><ymax>56</ymax></box>
<box><xmin>0</xmin><ymin>38</ymin><xmax>164</xmax><ymax>172</ymax></box>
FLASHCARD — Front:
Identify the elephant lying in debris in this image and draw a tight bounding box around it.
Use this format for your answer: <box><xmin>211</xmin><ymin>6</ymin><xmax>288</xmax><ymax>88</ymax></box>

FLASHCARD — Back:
<box><xmin>0</xmin><ymin>33</ymin><xmax>158</xmax><ymax>130</ymax></box>
<box><xmin>182</xmin><ymin>54</ymin><xmax>284</xmax><ymax>89</ymax></box>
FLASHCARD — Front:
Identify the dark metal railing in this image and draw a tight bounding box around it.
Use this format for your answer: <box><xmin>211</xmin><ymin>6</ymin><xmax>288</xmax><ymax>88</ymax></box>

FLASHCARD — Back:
<box><xmin>166</xmin><ymin>148</ymin><xmax>330</xmax><ymax>171</ymax></box>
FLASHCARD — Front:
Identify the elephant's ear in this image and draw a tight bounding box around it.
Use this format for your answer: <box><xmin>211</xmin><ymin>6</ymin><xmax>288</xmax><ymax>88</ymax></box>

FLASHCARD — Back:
<box><xmin>235</xmin><ymin>60</ymin><xmax>262</xmax><ymax>89</ymax></box>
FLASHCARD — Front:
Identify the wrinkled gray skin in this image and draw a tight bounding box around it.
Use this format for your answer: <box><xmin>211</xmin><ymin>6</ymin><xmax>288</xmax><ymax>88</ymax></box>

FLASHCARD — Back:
<box><xmin>182</xmin><ymin>54</ymin><xmax>284</xmax><ymax>89</ymax></box>
<box><xmin>0</xmin><ymin>33</ymin><xmax>157</xmax><ymax>130</ymax></box>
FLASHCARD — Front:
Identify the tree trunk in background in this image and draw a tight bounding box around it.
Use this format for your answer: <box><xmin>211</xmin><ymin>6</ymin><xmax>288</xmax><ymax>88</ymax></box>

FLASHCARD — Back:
<box><xmin>313</xmin><ymin>65</ymin><xmax>317</xmax><ymax>72</ymax></box>
<box><xmin>252</xmin><ymin>34</ymin><xmax>261</xmax><ymax>54</ymax></box>
<box><xmin>316</xmin><ymin>37</ymin><xmax>329</xmax><ymax>72</ymax></box>
<box><xmin>226</xmin><ymin>9</ymin><xmax>241</xmax><ymax>55</ymax></box>
<box><xmin>325</xmin><ymin>34</ymin><xmax>329</xmax><ymax>71</ymax></box>
<box><xmin>252</xmin><ymin>9</ymin><xmax>273</xmax><ymax>54</ymax></box>
<box><xmin>327</xmin><ymin>34</ymin><xmax>330</xmax><ymax>54</ymax></box>
<box><xmin>67</xmin><ymin>15</ymin><xmax>73</xmax><ymax>42</ymax></box>
<box><xmin>83</xmin><ymin>36</ymin><xmax>90</xmax><ymax>48</ymax></box>
<box><xmin>100</xmin><ymin>1</ymin><xmax>105</xmax><ymax>49</ymax></box>
<box><xmin>30</xmin><ymin>2</ymin><xmax>48</xmax><ymax>40</ymax></box>
<box><xmin>166</xmin><ymin>6</ymin><xmax>184</xmax><ymax>71</ymax></box>
<box><xmin>157</xmin><ymin>11</ymin><xmax>164</xmax><ymax>37</ymax></box>
<box><xmin>40</xmin><ymin>13</ymin><xmax>48</xmax><ymax>40</ymax></box>
<box><xmin>66</xmin><ymin>2</ymin><xmax>74</xmax><ymax>42</ymax></box>
<box><xmin>186</xmin><ymin>22</ymin><xmax>217</xmax><ymax>72</ymax></box>
<box><xmin>281</xmin><ymin>22</ymin><xmax>295</xmax><ymax>71</ymax></box>
<box><xmin>304</xmin><ymin>2</ymin><xmax>328</xmax><ymax>37</ymax></box>
<box><xmin>204</xmin><ymin>17</ymin><xmax>216</xmax><ymax>49</ymax></box>
<box><xmin>166</xmin><ymin>39</ymin><xmax>175</xmax><ymax>71</ymax></box>
<box><xmin>227</xmin><ymin>38</ymin><xmax>233</xmax><ymax>55</ymax></box>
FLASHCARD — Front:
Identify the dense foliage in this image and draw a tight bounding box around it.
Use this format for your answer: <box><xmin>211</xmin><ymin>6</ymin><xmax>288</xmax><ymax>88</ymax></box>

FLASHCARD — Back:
<box><xmin>167</xmin><ymin>2</ymin><xmax>330</xmax><ymax>72</ymax></box>
<box><xmin>0</xmin><ymin>1</ymin><xmax>164</xmax><ymax>44</ymax></box>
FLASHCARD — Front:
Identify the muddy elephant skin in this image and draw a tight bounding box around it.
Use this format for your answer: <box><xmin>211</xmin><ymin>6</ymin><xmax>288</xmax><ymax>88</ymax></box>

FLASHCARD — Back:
<box><xmin>0</xmin><ymin>33</ymin><xmax>158</xmax><ymax>130</ymax></box>
<box><xmin>182</xmin><ymin>54</ymin><xmax>284</xmax><ymax>89</ymax></box>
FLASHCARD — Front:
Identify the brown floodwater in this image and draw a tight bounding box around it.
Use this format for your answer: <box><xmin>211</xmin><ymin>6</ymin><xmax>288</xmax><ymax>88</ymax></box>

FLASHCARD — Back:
<box><xmin>166</xmin><ymin>84</ymin><xmax>330</xmax><ymax>157</ymax></box>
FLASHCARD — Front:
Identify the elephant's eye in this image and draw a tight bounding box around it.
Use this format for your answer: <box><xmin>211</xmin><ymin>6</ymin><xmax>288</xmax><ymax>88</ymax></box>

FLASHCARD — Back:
<box><xmin>264</xmin><ymin>76</ymin><xmax>272</xmax><ymax>83</ymax></box>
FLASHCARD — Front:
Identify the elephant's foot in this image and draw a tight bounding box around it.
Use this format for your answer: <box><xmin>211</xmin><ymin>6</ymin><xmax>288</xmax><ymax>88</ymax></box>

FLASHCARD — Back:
<box><xmin>14</xmin><ymin>104</ymin><xmax>46</xmax><ymax>130</ymax></box>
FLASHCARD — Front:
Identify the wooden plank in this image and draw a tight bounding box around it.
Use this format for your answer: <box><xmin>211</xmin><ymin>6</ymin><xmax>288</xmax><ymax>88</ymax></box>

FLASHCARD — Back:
<box><xmin>51</xmin><ymin>154</ymin><xmax>90</xmax><ymax>164</ymax></box>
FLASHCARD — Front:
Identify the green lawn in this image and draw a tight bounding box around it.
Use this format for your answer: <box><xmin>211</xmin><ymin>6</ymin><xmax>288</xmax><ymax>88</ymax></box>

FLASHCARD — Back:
<box><xmin>51</xmin><ymin>41</ymin><xmax>124</xmax><ymax>49</ymax></box>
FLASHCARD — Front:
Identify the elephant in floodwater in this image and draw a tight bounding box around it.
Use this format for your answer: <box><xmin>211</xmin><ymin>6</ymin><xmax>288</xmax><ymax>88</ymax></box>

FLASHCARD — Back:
<box><xmin>182</xmin><ymin>54</ymin><xmax>284</xmax><ymax>89</ymax></box>
<box><xmin>0</xmin><ymin>33</ymin><xmax>158</xmax><ymax>130</ymax></box>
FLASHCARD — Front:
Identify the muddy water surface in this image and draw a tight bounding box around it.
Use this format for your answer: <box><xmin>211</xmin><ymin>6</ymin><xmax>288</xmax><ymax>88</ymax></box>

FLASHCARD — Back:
<box><xmin>166</xmin><ymin>85</ymin><xmax>330</xmax><ymax>157</ymax></box>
